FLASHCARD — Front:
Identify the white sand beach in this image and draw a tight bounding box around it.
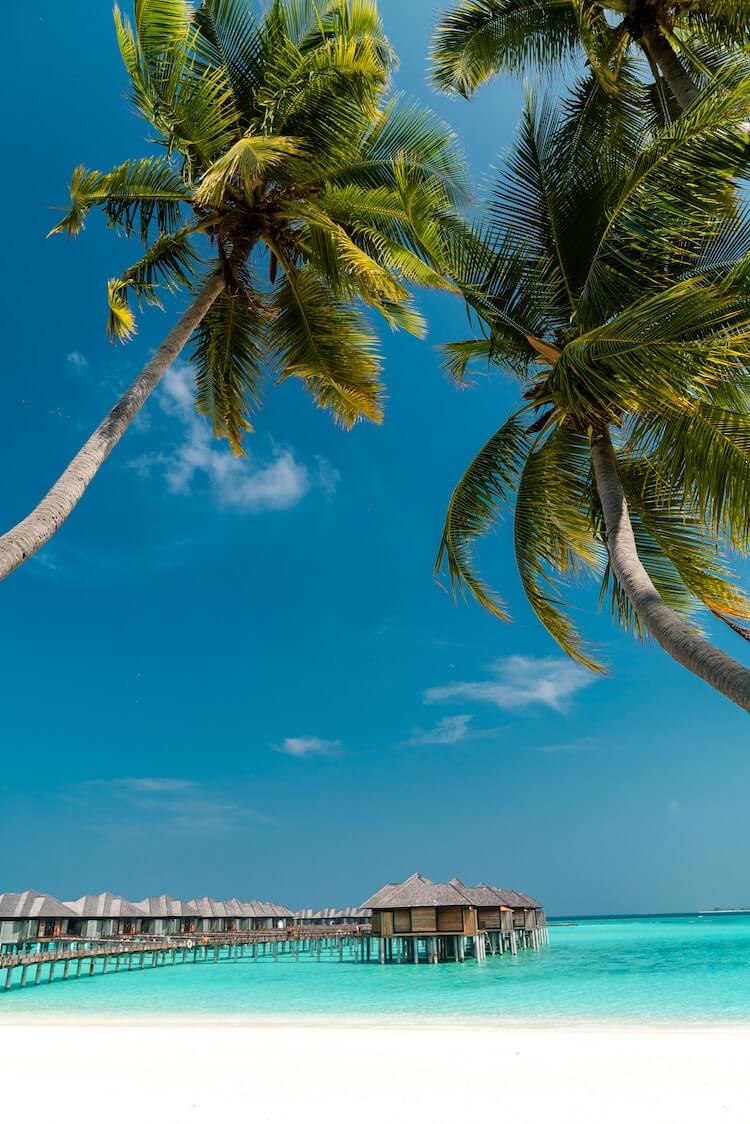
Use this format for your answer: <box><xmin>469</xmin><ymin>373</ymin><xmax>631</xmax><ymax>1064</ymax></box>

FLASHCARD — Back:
<box><xmin>1</xmin><ymin>1023</ymin><xmax>748</xmax><ymax>1122</ymax></box>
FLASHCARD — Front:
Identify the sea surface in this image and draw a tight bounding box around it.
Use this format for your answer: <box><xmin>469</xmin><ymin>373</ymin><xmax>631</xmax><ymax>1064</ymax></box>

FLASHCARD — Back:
<box><xmin>3</xmin><ymin>915</ymin><xmax>750</xmax><ymax>1024</ymax></box>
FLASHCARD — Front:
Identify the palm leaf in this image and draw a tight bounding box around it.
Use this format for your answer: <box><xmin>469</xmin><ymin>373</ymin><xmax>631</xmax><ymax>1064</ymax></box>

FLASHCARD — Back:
<box><xmin>435</xmin><ymin>412</ymin><xmax>530</xmax><ymax>619</ymax></box>
<box><xmin>192</xmin><ymin>286</ymin><xmax>267</xmax><ymax>453</ymax></box>
<box><xmin>513</xmin><ymin>426</ymin><xmax>605</xmax><ymax>669</ymax></box>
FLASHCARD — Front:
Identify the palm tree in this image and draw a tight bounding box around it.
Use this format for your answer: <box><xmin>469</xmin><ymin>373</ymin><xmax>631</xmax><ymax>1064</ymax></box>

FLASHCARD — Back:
<box><xmin>430</xmin><ymin>0</ymin><xmax>750</xmax><ymax>112</ymax></box>
<box><xmin>436</xmin><ymin>69</ymin><xmax>750</xmax><ymax>713</ymax></box>
<box><xmin>0</xmin><ymin>0</ymin><xmax>469</xmax><ymax>582</ymax></box>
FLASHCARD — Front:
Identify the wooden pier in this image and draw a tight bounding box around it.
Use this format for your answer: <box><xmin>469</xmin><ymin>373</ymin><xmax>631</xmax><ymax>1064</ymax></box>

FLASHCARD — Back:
<box><xmin>0</xmin><ymin>926</ymin><xmax>374</xmax><ymax>993</ymax></box>
<box><xmin>0</xmin><ymin>917</ymin><xmax>548</xmax><ymax>993</ymax></box>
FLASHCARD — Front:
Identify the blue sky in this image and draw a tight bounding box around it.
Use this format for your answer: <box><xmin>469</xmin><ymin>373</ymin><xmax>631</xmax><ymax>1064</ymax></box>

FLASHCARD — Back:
<box><xmin>2</xmin><ymin>0</ymin><xmax>750</xmax><ymax>916</ymax></box>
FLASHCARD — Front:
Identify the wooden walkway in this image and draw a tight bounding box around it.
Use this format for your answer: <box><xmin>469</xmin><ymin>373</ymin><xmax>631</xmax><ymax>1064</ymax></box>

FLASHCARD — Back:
<box><xmin>0</xmin><ymin>926</ymin><xmax>373</xmax><ymax>992</ymax></box>
<box><xmin>0</xmin><ymin>924</ymin><xmax>548</xmax><ymax>993</ymax></box>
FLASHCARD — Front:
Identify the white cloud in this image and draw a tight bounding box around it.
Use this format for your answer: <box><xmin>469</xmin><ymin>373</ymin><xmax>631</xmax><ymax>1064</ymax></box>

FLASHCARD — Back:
<box><xmin>276</xmin><ymin>736</ymin><xmax>343</xmax><ymax>758</ymax></box>
<box><xmin>424</xmin><ymin>655</ymin><xmax>595</xmax><ymax>713</ymax></box>
<box><xmin>131</xmin><ymin>363</ymin><xmax>334</xmax><ymax>513</ymax></box>
<box><xmin>406</xmin><ymin>714</ymin><xmax>475</xmax><ymax>746</ymax></box>
<box><xmin>316</xmin><ymin>456</ymin><xmax>341</xmax><ymax>498</ymax></box>
<box><xmin>66</xmin><ymin>350</ymin><xmax>88</xmax><ymax>371</ymax></box>
<box><xmin>535</xmin><ymin>738</ymin><xmax>596</xmax><ymax>754</ymax></box>
<box><xmin>114</xmin><ymin>777</ymin><xmax>193</xmax><ymax>793</ymax></box>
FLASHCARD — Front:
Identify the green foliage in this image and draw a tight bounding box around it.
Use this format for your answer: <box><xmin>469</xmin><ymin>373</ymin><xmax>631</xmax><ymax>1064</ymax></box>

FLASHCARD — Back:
<box><xmin>53</xmin><ymin>0</ymin><xmax>468</xmax><ymax>447</ymax></box>
<box><xmin>430</xmin><ymin>0</ymin><xmax>750</xmax><ymax>106</ymax></box>
<box><xmin>437</xmin><ymin>85</ymin><xmax>750</xmax><ymax>666</ymax></box>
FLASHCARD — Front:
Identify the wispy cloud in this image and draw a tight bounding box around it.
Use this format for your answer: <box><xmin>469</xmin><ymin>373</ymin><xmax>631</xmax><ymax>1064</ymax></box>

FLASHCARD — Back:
<box><xmin>66</xmin><ymin>350</ymin><xmax>88</xmax><ymax>371</ymax></box>
<box><xmin>406</xmin><ymin>714</ymin><xmax>475</xmax><ymax>746</ymax></box>
<box><xmin>112</xmin><ymin>777</ymin><xmax>194</xmax><ymax>793</ymax></box>
<box><xmin>66</xmin><ymin>777</ymin><xmax>279</xmax><ymax>834</ymax></box>
<box><xmin>275</xmin><ymin>736</ymin><xmax>343</xmax><ymax>759</ymax></box>
<box><xmin>424</xmin><ymin>655</ymin><xmax>595</xmax><ymax>713</ymax></box>
<box><xmin>130</xmin><ymin>363</ymin><xmax>336</xmax><ymax>513</ymax></box>
<box><xmin>535</xmin><ymin>737</ymin><xmax>597</xmax><ymax>754</ymax></box>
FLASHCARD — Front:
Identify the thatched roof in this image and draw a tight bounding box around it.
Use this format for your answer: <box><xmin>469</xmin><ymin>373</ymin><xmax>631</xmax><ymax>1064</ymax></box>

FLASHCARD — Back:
<box><xmin>65</xmin><ymin>893</ymin><xmax>146</xmax><ymax>919</ymax></box>
<box><xmin>362</xmin><ymin>873</ymin><xmax>469</xmax><ymax>909</ymax></box>
<box><xmin>0</xmin><ymin>890</ymin><xmax>293</xmax><ymax>923</ymax></box>
<box><xmin>135</xmin><ymin>895</ymin><xmax>188</xmax><ymax>918</ymax></box>
<box><xmin>482</xmin><ymin>884</ymin><xmax>542</xmax><ymax>909</ymax></box>
<box><xmin>293</xmin><ymin>907</ymin><xmax>371</xmax><ymax>921</ymax></box>
<box><xmin>362</xmin><ymin>874</ymin><xmax>542</xmax><ymax>911</ymax></box>
<box><xmin>448</xmin><ymin>879</ymin><xmax>510</xmax><ymax>908</ymax></box>
<box><xmin>0</xmin><ymin>890</ymin><xmax>77</xmax><ymax>920</ymax></box>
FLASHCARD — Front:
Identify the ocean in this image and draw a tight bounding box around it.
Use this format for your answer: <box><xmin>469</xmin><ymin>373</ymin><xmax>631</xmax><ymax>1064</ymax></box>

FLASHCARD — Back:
<box><xmin>3</xmin><ymin>914</ymin><xmax>750</xmax><ymax>1023</ymax></box>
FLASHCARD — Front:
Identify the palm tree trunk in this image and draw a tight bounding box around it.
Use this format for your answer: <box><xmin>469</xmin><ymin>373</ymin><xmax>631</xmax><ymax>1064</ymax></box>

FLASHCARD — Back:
<box><xmin>590</xmin><ymin>427</ymin><xmax>750</xmax><ymax>714</ymax></box>
<box><xmin>643</xmin><ymin>29</ymin><xmax>701</xmax><ymax>110</ymax></box>
<box><xmin>0</xmin><ymin>271</ymin><xmax>225</xmax><ymax>582</ymax></box>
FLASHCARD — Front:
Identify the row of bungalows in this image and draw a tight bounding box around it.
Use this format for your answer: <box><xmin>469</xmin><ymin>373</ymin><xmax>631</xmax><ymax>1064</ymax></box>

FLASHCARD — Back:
<box><xmin>362</xmin><ymin>873</ymin><xmax>547</xmax><ymax>961</ymax></box>
<box><xmin>293</xmin><ymin>907</ymin><xmax>371</xmax><ymax>928</ymax></box>
<box><xmin>0</xmin><ymin>890</ymin><xmax>293</xmax><ymax>951</ymax></box>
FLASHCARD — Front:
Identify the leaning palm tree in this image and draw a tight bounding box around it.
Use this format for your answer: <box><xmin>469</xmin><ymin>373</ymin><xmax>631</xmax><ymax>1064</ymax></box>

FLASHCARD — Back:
<box><xmin>431</xmin><ymin>0</ymin><xmax>750</xmax><ymax>112</ymax></box>
<box><xmin>0</xmin><ymin>0</ymin><xmax>469</xmax><ymax>581</ymax></box>
<box><xmin>436</xmin><ymin>67</ymin><xmax>750</xmax><ymax>713</ymax></box>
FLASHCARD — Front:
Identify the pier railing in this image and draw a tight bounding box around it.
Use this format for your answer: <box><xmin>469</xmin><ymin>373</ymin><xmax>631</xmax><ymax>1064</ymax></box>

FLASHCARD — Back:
<box><xmin>1</xmin><ymin>921</ymin><xmax>547</xmax><ymax>993</ymax></box>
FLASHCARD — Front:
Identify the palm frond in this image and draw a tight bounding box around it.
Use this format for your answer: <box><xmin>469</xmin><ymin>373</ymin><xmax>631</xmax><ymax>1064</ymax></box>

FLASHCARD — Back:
<box><xmin>270</xmin><ymin>256</ymin><xmax>384</xmax><ymax>427</ymax></box>
<box><xmin>514</xmin><ymin>425</ymin><xmax>605</xmax><ymax>669</ymax></box>
<box><xmin>578</xmin><ymin>61</ymin><xmax>750</xmax><ymax>324</ymax></box>
<box><xmin>195</xmin><ymin>134</ymin><xmax>306</xmax><ymax>206</ymax></box>
<box><xmin>435</xmin><ymin>412</ymin><xmax>530</xmax><ymax>619</ymax></box>
<box><xmin>192</xmin><ymin>285</ymin><xmax>267</xmax><ymax>453</ymax></box>
<box><xmin>430</xmin><ymin>0</ymin><xmax>580</xmax><ymax>96</ymax></box>
<box><xmin>49</xmin><ymin>158</ymin><xmax>189</xmax><ymax>240</ymax></box>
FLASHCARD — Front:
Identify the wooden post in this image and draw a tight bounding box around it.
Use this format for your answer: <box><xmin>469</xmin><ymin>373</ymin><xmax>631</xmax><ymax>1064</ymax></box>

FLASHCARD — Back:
<box><xmin>48</xmin><ymin>962</ymin><xmax>56</xmax><ymax>983</ymax></box>
<box><xmin>76</xmin><ymin>958</ymin><xmax>83</xmax><ymax>978</ymax></box>
<box><xmin>4</xmin><ymin>966</ymin><xmax>12</xmax><ymax>990</ymax></box>
<box><xmin>20</xmin><ymin>964</ymin><xmax>28</xmax><ymax>988</ymax></box>
<box><xmin>378</xmin><ymin>938</ymin><xmax>385</xmax><ymax>964</ymax></box>
<box><xmin>35</xmin><ymin>962</ymin><xmax>42</xmax><ymax>985</ymax></box>
<box><xmin>63</xmin><ymin>960</ymin><xmax>70</xmax><ymax>979</ymax></box>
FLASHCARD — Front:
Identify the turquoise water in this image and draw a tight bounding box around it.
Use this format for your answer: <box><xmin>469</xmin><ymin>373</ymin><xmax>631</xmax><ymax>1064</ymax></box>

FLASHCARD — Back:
<box><xmin>3</xmin><ymin>915</ymin><xmax>750</xmax><ymax>1024</ymax></box>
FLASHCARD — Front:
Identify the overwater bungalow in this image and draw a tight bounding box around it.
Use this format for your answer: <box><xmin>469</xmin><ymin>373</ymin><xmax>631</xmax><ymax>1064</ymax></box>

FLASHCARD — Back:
<box><xmin>0</xmin><ymin>891</ymin><xmax>78</xmax><ymax>951</ymax></box>
<box><xmin>294</xmin><ymin>907</ymin><xmax>371</xmax><ymax>927</ymax></box>
<box><xmin>64</xmin><ymin>893</ymin><xmax>147</xmax><ymax>939</ymax></box>
<box><xmin>135</xmin><ymin>895</ymin><xmax>192</xmax><ymax>936</ymax></box>
<box><xmin>362</xmin><ymin>873</ymin><xmax>547</xmax><ymax>962</ymax></box>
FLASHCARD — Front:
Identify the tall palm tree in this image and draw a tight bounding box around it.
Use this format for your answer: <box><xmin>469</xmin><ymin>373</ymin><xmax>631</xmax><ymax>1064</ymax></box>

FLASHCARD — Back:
<box><xmin>0</xmin><ymin>0</ymin><xmax>468</xmax><ymax>581</ymax></box>
<box><xmin>436</xmin><ymin>68</ymin><xmax>750</xmax><ymax>713</ymax></box>
<box><xmin>431</xmin><ymin>0</ymin><xmax>750</xmax><ymax>112</ymax></box>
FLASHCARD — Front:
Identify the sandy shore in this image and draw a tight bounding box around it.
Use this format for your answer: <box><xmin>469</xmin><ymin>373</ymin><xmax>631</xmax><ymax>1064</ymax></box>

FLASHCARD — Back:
<box><xmin>0</xmin><ymin>1023</ymin><xmax>747</xmax><ymax>1121</ymax></box>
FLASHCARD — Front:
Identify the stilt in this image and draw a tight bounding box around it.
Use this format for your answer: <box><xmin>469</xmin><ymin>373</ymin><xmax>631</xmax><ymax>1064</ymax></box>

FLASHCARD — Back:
<box><xmin>20</xmin><ymin>964</ymin><xmax>28</xmax><ymax>988</ymax></box>
<box><xmin>77</xmin><ymin>957</ymin><xmax>83</xmax><ymax>978</ymax></box>
<box><xmin>4</xmin><ymin>966</ymin><xmax>12</xmax><ymax>990</ymax></box>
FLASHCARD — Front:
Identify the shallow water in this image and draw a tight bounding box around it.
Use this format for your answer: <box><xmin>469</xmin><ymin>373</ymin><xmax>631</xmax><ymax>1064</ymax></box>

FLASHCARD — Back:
<box><xmin>3</xmin><ymin>915</ymin><xmax>750</xmax><ymax>1024</ymax></box>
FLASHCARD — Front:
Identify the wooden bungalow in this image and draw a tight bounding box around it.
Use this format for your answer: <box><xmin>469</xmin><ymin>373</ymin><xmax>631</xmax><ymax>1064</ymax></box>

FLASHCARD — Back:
<box><xmin>362</xmin><ymin>873</ymin><xmax>547</xmax><ymax>963</ymax></box>
<box><xmin>135</xmin><ymin>895</ymin><xmax>193</xmax><ymax>936</ymax></box>
<box><xmin>64</xmin><ymin>893</ymin><xmax>147</xmax><ymax>939</ymax></box>
<box><xmin>293</xmin><ymin>907</ymin><xmax>371</xmax><ymax>927</ymax></box>
<box><xmin>0</xmin><ymin>890</ymin><xmax>78</xmax><ymax>951</ymax></box>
